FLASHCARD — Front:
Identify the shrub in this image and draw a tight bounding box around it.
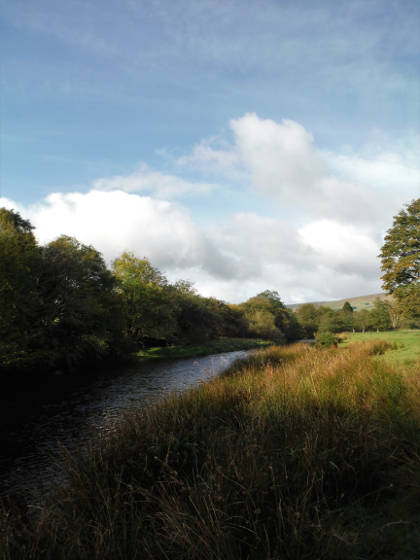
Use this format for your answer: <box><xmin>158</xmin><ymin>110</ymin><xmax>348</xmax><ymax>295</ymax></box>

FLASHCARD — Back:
<box><xmin>315</xmin><ymin>330</ymin><xmax>340</xmax><ymax>348</ymax></box>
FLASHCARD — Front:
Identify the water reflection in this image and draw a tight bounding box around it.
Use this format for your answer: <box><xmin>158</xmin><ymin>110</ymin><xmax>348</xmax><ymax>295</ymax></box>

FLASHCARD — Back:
<box><xmin>0</xmin><ymin>350</ymin><xmax>249</xmax><ymax>497</ymax></box>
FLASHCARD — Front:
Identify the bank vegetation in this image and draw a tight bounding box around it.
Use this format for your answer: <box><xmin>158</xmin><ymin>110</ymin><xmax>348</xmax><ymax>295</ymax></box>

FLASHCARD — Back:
<box><xmin>2</xmin><ymin>339</ymin><xmax>419</xmax><ymax>559</ymax></box>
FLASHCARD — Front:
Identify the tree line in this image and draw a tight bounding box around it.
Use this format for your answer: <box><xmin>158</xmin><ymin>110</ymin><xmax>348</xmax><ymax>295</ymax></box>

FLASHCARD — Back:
<box><xmin>0</xmin><ymin>208</ymin><xmax>303</xmax><ymax>375</ymax></box>
<box><xmin>1</xmin><ymin>197</ymin><xmax>418</xmax><ymax>375</ymax></box>
<box><xmin>295</xmin><ymin>297</ymin><xmax>417</xmax><ymax>340</ymax></box>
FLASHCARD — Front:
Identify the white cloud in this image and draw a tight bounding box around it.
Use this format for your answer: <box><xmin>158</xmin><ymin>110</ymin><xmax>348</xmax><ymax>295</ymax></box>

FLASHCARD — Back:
<box><xmin>178</xmin><ymin>113</ymin><xmax>419</xmax><ymax>229</ymax></box>
<box><xmin>3</xmin><ymin>190</ymin><xmax>233</xmax><ymax>278</ymax></box>
<box><xmin>299</xmin><ymin>220</ymin><xmax>380</xmax><ymax>277</ymax></box>
<box><xmin>92</xmin><ymin>164</ymin><xmax>216</xmax><ymax>199</ymax></box>
<box><xmin>230</xmin><ymin>113</ymin><xmax>325</xmax><ymax>198</ymax></box>
<box><xmin>1</xmin><ymin>190</ymin><xmax>384</xmax><ymax>304</ymax></box>
<box><xmin>4</xmin><ymin>112</ymin><xmax>415</xmax><ymax>304</ymax></box>
<box><xmin>322</xmin><ymin>148</ymin><xmax>420</xmax><ymax>195</ymax></box>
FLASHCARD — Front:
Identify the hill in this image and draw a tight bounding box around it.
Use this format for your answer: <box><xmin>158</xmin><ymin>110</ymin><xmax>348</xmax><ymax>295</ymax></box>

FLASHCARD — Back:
<box><xmin>287</xmin><ymin>293</ymin><xmax>392</xmax><ymax>312</ymax></box>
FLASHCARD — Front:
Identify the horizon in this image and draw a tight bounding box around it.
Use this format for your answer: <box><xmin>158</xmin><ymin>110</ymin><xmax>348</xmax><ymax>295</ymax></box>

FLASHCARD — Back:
<box><xmin>1</xmin><ymin>1</ymin><xmax>419</xmax><ymax>303</ymax></box>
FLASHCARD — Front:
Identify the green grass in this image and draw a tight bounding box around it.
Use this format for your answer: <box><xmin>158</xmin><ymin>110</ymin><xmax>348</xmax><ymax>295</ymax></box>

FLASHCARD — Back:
<box><xmin>2</xmin><ymin>340</ymin><xmax>420</xmax><ymax>559</ymax></box>
<box><xmin>135</xmin><ymin>337</ymin><xmax>272</xmax><ymax>360</ymax></box>
<box><xmin>341</xmin><ymin>329</ymin><xmax>420</xmax><ymax>366</ymax></box>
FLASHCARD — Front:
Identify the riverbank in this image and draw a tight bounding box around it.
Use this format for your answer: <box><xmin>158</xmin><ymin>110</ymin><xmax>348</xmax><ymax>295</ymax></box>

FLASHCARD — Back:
<box><xmin>135</xmin><ymin>337</ymin><xmax>272</xmax><ymax>360</ymax></box>
<box><xmin>2</xmin><ymin>340</ymin><xmax>419</xmax><ymax>559</ymax></box>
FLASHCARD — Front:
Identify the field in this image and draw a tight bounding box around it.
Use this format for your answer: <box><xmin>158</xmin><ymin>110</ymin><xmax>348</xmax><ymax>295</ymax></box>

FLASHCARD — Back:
<box><xmin>288</xmin><ymin>292</ymin><xmax>392</xmax><ymax>311</ymax></box>
<box><xmin>341</xmin><ymin>329</ymin><xmax>420</xmax><ymax>366</ymax></box>
<box><xmin>2</xmin><ymin>339</ymin><xmax>420</xmax><ymax>559</ymax></box>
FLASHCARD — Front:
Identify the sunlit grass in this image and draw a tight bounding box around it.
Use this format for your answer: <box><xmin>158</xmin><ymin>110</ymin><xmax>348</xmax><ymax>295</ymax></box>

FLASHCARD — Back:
<box><xmin>2</xmin><ymin>340</ymin><xmax>420</xmax><ymax>559</ymax></box>
<box><xmin>341</xmin><ymin>329</ymin><xmax>420</xmax><ymax>366</ymax></box>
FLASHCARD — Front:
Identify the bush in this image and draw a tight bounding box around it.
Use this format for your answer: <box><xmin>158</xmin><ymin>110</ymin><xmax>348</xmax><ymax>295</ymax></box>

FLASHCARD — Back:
<box><xmin>315</xmin><ymin>330</ymin><xmax>340</xmax><ymax>348</ymax></box>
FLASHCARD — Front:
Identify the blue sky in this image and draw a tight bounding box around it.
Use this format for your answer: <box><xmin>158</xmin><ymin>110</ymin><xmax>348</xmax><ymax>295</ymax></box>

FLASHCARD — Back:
<box><xmin>1</xmin><ymin>0</ymin><xmax>419</xmax><ymax>302</ymax></box>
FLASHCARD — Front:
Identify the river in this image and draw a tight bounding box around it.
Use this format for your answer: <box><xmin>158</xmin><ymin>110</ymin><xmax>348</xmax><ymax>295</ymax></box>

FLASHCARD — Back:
<box><xmin>0</xmin><ymin>350</ymin><xmax>250</xmax><ymax>499</ymax></box>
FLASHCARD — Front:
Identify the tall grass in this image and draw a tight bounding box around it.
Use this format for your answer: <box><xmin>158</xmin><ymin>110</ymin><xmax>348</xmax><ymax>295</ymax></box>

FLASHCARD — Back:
<box><xmin>2</xmin><ymin>341</ymin><xmax>420</xmax><ymax>559</ymax></box>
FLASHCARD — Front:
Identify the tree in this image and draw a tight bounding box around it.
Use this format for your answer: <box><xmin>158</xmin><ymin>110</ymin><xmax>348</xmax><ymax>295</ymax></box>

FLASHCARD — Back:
<box><xmin>317</xmin><ymin>307</ymin><xmax>345</xmax><ymax>334</ymax></box>
<box><xmin>353</xmin><ymin>309</ymin><xmax>373</xmax><ymax>333</ymax></box>
<box><xmin>239</xmin><ymin>290</ymin><xmax>302</xmax><ymax>343</ymax></box>
<box><xmin>379</xmin><ymin>198</ymin><xmax>420</xmax><ymax>318</ymax></box>
<box><xmin>295</xmin><ymin>303</ymin><xmax>321</xmax><ymax>338</ymax></box>
<box><xmin>113</xmin><ymin>252</ymin><xmax>177</xmax><ymax>346</ymax></box>
<box><xmin>369</xmin><ymin>298</ymin><xmax>392</xmax><ymax>332</ymax></box>
<box><xmin>339</xmin><ymin>301</ymin><xmax>355</xmax><ymax>331</ymax></box>
<box><xmin>41</xmin><ymin>236</ymin><xmax>122</xmax><ymax>370</ymax></box>
<box><xmin>342</xmin><ymin>301</ymin><xmax>353</xmax><ymax>314</ymax></box>
<box><xmin>0</xmin><ymin>208</ymin><xmax>43</xmax><ymax>370</ymax></box>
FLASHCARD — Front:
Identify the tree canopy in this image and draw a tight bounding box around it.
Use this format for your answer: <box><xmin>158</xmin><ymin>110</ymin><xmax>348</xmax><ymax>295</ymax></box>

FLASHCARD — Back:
<box><xmin>379</xmin><ymin>198</ymin><xmax>420</xmax><ymax>318</ymax></box>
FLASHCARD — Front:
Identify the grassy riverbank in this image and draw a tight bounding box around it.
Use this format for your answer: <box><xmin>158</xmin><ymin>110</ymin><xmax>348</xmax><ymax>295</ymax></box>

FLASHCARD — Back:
<box><xmin>2</xmin><ymin>340</ymin><xmax>420</xmax><ymax>559</ymax></box>
<box><xmin>135</xmin><ymin>337</ymin><xmax>272</xmax><ymax>360</ymax></box>
<box><xmin>340</xmin><ymin>329</ymin><xmax>420</xmax><ymax>366</ymax></box>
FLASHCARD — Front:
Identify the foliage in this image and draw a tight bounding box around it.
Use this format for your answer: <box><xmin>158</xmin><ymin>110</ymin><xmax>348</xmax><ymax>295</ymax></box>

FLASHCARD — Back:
<box><xmin>113</xmin><ymin>252</ymin><xmax>177</xmax><ymax>347</ymax></box>
<box><xmin>40</xmin><ymin>236</ymin><xmax>124</xmax><ymax>370</ymax></box>
<box><xmin>317</xmin><ymin>306</ymin><xmax>346</xmax><ymax>333</ymax></box>
<box><xmin>0</xmin><ymin>208</ymin><xmax>309</xmax><ymax>375</ymax></box>
<box><xmin>315</xmin><ymin>330</ymin><xmax>339</xmax><ymax>347</ymax></box>
<box><xmin>369</xmin><ymin>298</ymin><xmax>393</xmax><ymax>331</ymax></box>
<box><xmin>352</xmin><ymin>309</ymin><xmax>373</xmax><ymax>332</ymax></box>
<box><xmin>342</xmin><ymin>300</ymin><xmax>353</xmax><ymax>313</ymax></box>
<box><xmin>380</xmin><ymin>198</ymin><xmax>420</xmax><ymax>318</ymax></box>
<box><xmin>239</xmin><ymin>290</ymin><xmax>303</xmax><ymax>342</ymax></box>
<box><xmin>295</xmin><ymin>303</ymin><xmax>321</xmax><ymax>337</ymax></box>
<box><xmin>0</xmin><ymin>209</ymin><xmax>43</xmax><ymax>370</ymax></box>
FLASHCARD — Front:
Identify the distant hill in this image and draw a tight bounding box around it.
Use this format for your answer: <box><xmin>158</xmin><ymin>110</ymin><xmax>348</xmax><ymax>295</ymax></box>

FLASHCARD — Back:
<box><xmin>287</xmin><ymin>293</ymin><xmax>393</xmax><ymax>312</ymax></box>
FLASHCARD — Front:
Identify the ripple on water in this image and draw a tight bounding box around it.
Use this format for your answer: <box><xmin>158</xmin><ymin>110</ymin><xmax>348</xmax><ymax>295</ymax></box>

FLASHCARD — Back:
<box><xmin>0</xmin><ymin>350</ymin><xmax>250</xmax><ymax>498</ymax></box>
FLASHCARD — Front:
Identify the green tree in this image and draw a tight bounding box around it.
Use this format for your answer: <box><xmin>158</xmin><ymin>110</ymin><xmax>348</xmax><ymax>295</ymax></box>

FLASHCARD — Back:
<box><xmin>369</xmin><ymin>298</ymin><xmax>392</xmax><ymax>332</ymax></box>
<box><xmin>295</xmin><ymin>303</ymin><xmax>321</xmax><ymax>338</ymax></box>
<box><xmin>379</xmin><ymin>198</ymin><xmax>420</xmax><ymax>319</ymax></box>
<box><xmin>0</xmin><ymin>208</ymin><xmax>43</xmax><ymax>370</ymax></box>
<box><xmin>317</xmin><ymin>307</ymin><xmax>346</xmax><ymax>334</ymax></box>
<box><xmin>41</xmin><ymin>236</ymin><xmax>122</xmax><ymax>370</ymax></box>
<box><xmin>342</xmin><ymin>301</ymin><xmax>353</xmax><ymax>314</ymax></box>
<box><xmin>239</xmin><ymin>290</ymin><xmax>302</xmax><ymax>343</ymax></box>
<box><xmin>113</xmin><ymin>252</ymin><xmax>176</xmax><ymax>346</ymax></box>
<box><xmin>353</xmin><ymin>309</ymin><xmax>373</xmax><ymax>333</ymax></box>
<box><xmin>339</xmin><ymin>302</ymin><xmax>355</xmax><ymax>331</ymax></box>
<box><xmin>173</xmin><ymin>293</ymin><xmax>219</xmax><ymax>343</ymax></box>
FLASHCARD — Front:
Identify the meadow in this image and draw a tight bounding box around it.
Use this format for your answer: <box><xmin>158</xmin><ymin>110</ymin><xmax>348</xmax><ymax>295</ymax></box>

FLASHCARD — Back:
<box><xmin>341</xmin><ymin>329</ymin><xmax>420</xmax><ymax>366</ymax></box>
<box><xmin>1</xmin><ymin>338</ymin><xmax>420</xmax><ymax>559</ymax></box>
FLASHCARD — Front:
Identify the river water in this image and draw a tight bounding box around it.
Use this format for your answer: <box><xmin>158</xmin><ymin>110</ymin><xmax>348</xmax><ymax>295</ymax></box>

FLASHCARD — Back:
<box><xmin>0</xmin><ymin>350</ymin><xmax>249</xmax><ymax>499</ymax></box>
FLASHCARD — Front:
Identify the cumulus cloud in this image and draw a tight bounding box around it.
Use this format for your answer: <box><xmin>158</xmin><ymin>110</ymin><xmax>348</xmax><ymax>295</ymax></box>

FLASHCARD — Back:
<box><xmin>299</xmin><ymin>220</ymin><xmax>380</xmax><ymax>277</ymax></box>
<box><xmin>230</xmin><ymin>113</ymin><xmax>324</xmax><ymax>197</ymax></box>
<box><xmin>178</xmin><ymin>113</ymin><xmax>419</xmax><ymax>228</ymax></box>
<box><xmin>4</xmin><ymin>112</ymin><xmax>415</xmax><ymax>303</ymax></box>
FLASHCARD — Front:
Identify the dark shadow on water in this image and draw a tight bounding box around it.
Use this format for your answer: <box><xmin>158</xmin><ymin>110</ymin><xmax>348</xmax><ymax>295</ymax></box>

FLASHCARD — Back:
<box><xmin>0</xmin><ymin>350</ymin><xmax>250</xmax><ymax>499</ymax></box>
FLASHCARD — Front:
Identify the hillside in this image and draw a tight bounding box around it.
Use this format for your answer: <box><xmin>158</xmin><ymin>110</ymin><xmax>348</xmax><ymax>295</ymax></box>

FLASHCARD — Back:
<box><xmin>287</xmin><ymin>292</ymin><xmax>393</xmax><ymax>312</ymax></box>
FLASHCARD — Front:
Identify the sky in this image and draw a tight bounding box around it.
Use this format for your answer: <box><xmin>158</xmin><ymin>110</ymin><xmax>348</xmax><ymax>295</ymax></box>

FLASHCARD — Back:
<box><xmin>1</xmin><ymin>0</ymin><xmax>419</xmax><ymax>303</ymax></box>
